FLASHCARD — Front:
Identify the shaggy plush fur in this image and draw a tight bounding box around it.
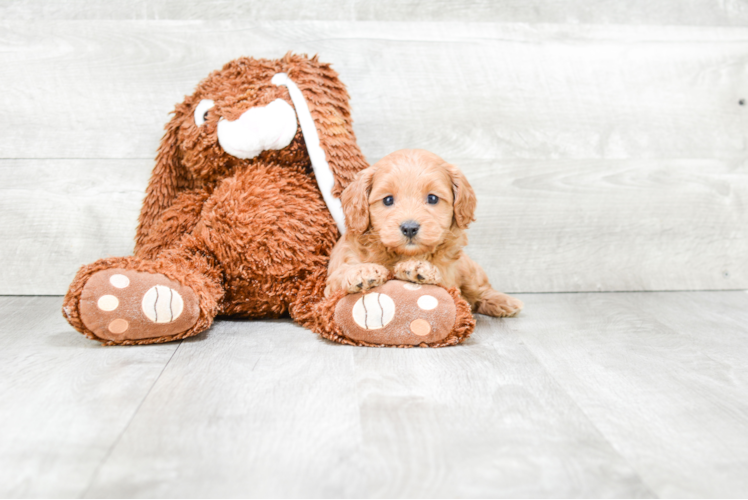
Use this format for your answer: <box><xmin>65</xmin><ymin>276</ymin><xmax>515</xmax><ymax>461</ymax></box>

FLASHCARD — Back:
<box><xmin>327</xmin><ymin>149</ymin><xmax>523</xmax><ymax>317</ymax></box>
<box><xmin>62</xmin><ymin>54</ymin><xmax>476</xmax><ymax>347</ymax></box>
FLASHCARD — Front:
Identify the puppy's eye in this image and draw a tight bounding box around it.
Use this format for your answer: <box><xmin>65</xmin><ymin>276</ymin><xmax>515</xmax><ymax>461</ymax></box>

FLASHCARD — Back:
<box><xmin>427</xmin><ymin>194</ymin><xmax>439</xmax><ymax>205</ymax></box>
<box><xmin>383</xmin><ymin>196</ymin><xmax>394</xmax><ymax>206</ymax></box>
<box><xmin>194</xmin><ymin>99</ymin><xmax>215</xmax><ymax>127</ymax></box>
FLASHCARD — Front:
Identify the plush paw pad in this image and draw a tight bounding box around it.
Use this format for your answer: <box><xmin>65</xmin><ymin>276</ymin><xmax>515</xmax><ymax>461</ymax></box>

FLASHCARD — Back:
<box><xmin>335</xmin><ymin>280</ymin><xmax>456</xmax><ymax>346</ymax></box>
<box><xmin>351</xmin><ymin>292</ymin><xmax>396</xmax><ymax>329</ymax></box>
<box><xmin>79</xmin><ymin>269</ymin><xmax>200</xmax><ymax>342</ymax></box>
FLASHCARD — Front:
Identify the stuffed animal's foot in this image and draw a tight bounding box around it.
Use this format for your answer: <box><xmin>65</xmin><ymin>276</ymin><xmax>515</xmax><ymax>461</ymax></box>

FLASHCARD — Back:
<box><xmin>78</xmin><ymin>268</ymin><xmax>200</xmax><ymax>343</ymax></box>
<box><xmin>333</xmin><ymin>279</ymin><xmax>472</xmax><ymax>347</ymax></box>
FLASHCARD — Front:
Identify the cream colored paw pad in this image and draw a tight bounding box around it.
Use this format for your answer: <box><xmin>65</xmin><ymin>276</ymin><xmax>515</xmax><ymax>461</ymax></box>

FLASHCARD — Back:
<box><xmin>109</xmin><ymin>274</ymin><xmax>130</xmax><ymax>288</ymax></box>
<box><xmin>352</xmin><ymin>292</ymin><xmax>395</xmax><ymax>330</ymax></box>
<box><xmin>97</xmin><ymin>295</ymin><xmax>119</xmax><ymax>311</ymax></box>
<box><xmin>417</xmin><ymin>295</ymin><xmax>438</xmax><ymax>310</ymax></box>
<box><xmin>142</xmin><ymin>285</ymin><xmax>184</xmax><ymax>323</ymax></box>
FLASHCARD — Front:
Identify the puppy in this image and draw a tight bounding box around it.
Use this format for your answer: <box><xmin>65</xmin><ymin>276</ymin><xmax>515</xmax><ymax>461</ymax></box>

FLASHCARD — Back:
<box><xmin>325</xmin><ymin>149</ymin><xmax>523</xmax><ymax>317</ymax></box>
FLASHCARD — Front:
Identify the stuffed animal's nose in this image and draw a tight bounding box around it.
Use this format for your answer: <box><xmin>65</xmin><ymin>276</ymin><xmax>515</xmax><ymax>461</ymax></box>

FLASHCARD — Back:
<box><xmin>400</xmin><ymin>221</ymin><xmax>420</xmax><ymax>238</ymax></box>
<box><xmin>216</xmin><ymin>99</ymin><xmax>298</xmax><ymax>160</ymax></box>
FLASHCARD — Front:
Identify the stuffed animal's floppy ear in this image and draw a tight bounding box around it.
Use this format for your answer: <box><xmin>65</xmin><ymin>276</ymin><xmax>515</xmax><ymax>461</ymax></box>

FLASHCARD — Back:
<box><xmin>341</xmin><ymin>167</ymin><xmax>376</xmax><ymax>234</ymax></box>
<box><xmin>447</xmin><ymin>163</ymin><xmax>477</xmax><ymax>229</ymax></box>
<box><xmin>135</xmin><ymin>110</ymin><xmax>193</xmax><ymax>253</ymax></box>
<box><xmin>281</xmin><ymin>54</ymin><xmax>369</xmax><ymax>197</ymax></box>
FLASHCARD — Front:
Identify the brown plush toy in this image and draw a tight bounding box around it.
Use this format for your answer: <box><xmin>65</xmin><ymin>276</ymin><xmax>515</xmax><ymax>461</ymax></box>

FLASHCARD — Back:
<box><xmin>62</xmin><ymin>53</ymin><xmax>475</xmax><ymax>347</ymax></box>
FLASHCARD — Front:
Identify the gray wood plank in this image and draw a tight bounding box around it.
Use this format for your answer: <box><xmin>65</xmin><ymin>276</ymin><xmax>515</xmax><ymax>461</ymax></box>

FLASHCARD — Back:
<box><xmin>83</xmin><ymin>315</ymin><xmax>652</xmax><ymax>498</ymax></box>
<box><xmin>2</xmin><ymin>0</ymin><xmax>747</xmax><ymax>25</ymax></box>
<box><xmin>5</xmin><ymin>293</ymin><xmax>748</xmax><ymax>497</ymax></box>
<box><xmin>0</xmin><ymin>296</ymin><xmax>179</xmax><ymax>498</ymax></box>
<box><xmin>1</xmin><ymin>22</ymin><xmax>746</xmax><ymax>161</ymax></box>
<box><xmin>0</xmin><ymin>160</ymin><xmax>149</xmax><ymax>295</ymax></box>
<box><xmin>348</xmin><ymin>320</ymin><xmax>653</xmax><ymax>497</ymax></box>
<box><xmin>83</xmin><ymin>319</ymin><xmax>366</xmax><ymax>498</ymax></box>
<box><xmin>3</xmin><ymin>157</ymin><xmax>745</xmax><ymax>295</ymax></box>
<box><xmin>504</xmin><ymin>291</ymin><xmax>748</xmax><ymax>498</ymax></box>
<box><xmin>466</xmin><ymin>158</ymin><xmax>748</xmax><ymax>293</ymax></box>
<box><xmin>628</xmin><ymin>291</ymin><xmax>748</xmax><ymax>373</ymax></box>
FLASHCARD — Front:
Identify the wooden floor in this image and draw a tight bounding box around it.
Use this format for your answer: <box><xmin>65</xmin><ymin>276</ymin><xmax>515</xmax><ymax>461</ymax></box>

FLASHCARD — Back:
<box><xmin>2</xmin><ymin>292</ymin><xmax>748</xmax><ymax>498</ymax></box>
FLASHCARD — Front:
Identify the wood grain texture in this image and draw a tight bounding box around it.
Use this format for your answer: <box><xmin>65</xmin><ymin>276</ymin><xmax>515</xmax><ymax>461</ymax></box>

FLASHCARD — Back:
<box><xmin>84</xmin><ymin>318</ymin><xmax>366</xmax><ymax>498</ymax></box>
<box><xmin>348</xmin><ymin>323</ymin><xmax>652</xmax><ymax>497</ymax></box>
<box><xmin>629</xmin><ymin>291</ymin><xmax>748</xmax><ymax>375</ymax></box>
<box><xmin>0</xmin><ymin>296</ymin><xmax>178</xmax><ymax>497</ymax></box>
<box><xmin>1</xmin><ymin>22</ymin><xmax>746</xmax><ymax>161</ymax></box>
<box><xmin>465</xmin><ymin>158</ymin><xmax>748</xmax><ymax>293</ymax></box>
<box><xmin>5</xmin><ymin>293</ymin><xmax>748</xmax><ymax>497</ymax></box>
<box><xmin>83</xmin><ymin>314</ymin><xmax>651</xmax><ymax>497</ymax></box>
<box><xmin>3</xmin><ymin>157</ymin><xmax>744</xmax><ymax>295</ymax></box>
<box><xmin>505</xmin><ymin>291</ymin><xmax>748</xmax><ymax>498</ymax></box>
<box><xmin>2</xmin><ymin>20</ymin><xmax>746</xmax><ymax>294</ymax></box>
<box><xmin>1</xmin><ymin>0</ymin><xmax>747</xmax><ymax>25</ymax></box>
<box><xmin>0</xmin><ymin>160</ymin><xmax>150</xmax><ymax>295</ymax></box>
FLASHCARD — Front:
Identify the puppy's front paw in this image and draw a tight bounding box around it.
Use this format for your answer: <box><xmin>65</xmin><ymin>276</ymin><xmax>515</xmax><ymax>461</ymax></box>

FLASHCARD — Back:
<box><xmin>476</xmin><ymin>292</ymin><xmax>523</xmax><ymax>318</ymax></box>
<box><xmin>394</xmin><ymin>260</ymin><xmax>442</xmax><ymax>285</ymax></box>
<box><xmin>343</xmin><ymin>264</ymin><xmax>389</xmax><ymax>293</ymax></box>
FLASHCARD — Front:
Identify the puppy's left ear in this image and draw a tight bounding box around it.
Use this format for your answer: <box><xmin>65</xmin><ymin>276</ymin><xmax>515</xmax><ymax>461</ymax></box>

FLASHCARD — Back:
<box><xmin>447</xmin><ymin>163</ymin><xmax>477</xmax><ymax>229</ymax></box>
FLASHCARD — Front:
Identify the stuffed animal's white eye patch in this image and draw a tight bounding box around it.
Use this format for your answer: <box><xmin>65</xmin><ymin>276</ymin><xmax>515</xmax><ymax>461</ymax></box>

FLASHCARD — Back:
<box><xmin>194</xmin><ymin>99</ymin><xmax>215</xmax><ymax>127</ymax></box>
<box><xmin>216</xmin><ymin>99</ymin><xmax>297</xmax><ymax>160</ymax></box>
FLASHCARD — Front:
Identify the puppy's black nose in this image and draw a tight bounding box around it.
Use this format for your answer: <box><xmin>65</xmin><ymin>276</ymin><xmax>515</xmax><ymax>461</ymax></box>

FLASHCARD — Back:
<box><xmin>400</xmin><ymin>221</ymin><xmax>420</xmax><ymax>238</ymax></box>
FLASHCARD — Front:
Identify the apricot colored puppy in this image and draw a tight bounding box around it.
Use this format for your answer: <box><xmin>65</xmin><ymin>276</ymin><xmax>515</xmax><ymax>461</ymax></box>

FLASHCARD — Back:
<box><xmin>326</xmin><ymin>149</ymin><xmax>523</xmax><ymax>317</ymax></box>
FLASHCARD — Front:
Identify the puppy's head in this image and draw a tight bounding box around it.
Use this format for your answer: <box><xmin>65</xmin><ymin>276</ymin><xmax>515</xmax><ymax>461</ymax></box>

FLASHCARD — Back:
<box><xmin>342</xmin><ymin>149</ymin><xmax>476</xmax><ymax>255</ymax></box>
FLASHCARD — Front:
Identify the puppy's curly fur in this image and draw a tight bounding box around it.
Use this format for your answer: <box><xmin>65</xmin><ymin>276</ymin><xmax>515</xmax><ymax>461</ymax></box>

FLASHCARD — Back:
<box><xmin>326</xmin><ymin>149</ymin><xmax>523</xmax><ymax>317</ymax></box>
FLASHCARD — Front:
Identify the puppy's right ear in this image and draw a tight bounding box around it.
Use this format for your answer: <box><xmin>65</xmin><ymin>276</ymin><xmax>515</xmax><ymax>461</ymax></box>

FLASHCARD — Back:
<box><xmin>341</xmin><ymin>167</ymin><xmax>376</xmax><ymax>234</ymax></box>
<box><xmin>447</xmin><ymin>163</ymin><xmax>477</xmax><ymax>230</ymax></box>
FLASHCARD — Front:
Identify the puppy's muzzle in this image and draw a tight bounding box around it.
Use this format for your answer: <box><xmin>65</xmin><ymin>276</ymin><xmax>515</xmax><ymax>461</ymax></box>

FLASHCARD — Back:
<box><xmin>400</xmin><ymin>220</ymin><xmax>420</xmax><ymax>239</ymax></box>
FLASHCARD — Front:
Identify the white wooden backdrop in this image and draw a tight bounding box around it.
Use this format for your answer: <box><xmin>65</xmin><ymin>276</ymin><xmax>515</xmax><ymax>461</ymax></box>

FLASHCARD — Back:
<box><xmin>1</xmin><ymin>2</ymin><xmax>747</xmax><ymax>294</ymax></box>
